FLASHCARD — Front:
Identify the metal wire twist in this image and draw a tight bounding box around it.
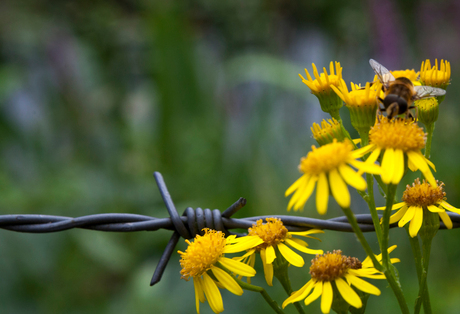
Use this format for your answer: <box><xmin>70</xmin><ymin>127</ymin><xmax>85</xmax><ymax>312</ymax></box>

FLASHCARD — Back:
<box><xmin>1</xmin><ymin>171</ymin><xmax>459</xmax><ymax>286</ymax></box>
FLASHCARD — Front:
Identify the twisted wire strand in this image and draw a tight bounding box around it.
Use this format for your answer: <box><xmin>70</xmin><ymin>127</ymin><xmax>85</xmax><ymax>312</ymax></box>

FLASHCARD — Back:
<box><xmin>1</xmin><ymin>171</ymin><xmax>459</xmax><ymax>286</ymax></box>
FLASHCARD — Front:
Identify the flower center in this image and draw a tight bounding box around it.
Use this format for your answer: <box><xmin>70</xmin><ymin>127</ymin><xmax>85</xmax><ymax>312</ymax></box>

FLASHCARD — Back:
<box><xmin>299</xmin><ymin>140</ymin><xmax>353</xmax><ymax>175</ymax></box>
<box><xmin>310</xmin><ymin>250</ymin><xmax>362</xmax><ymax>281</ymax></box>
<box><xmin>248</xmin><ymin>218</ymin><xmax>289</xmax><ymax>250</ymax></box>
<box><xmin>369</xmin><ymin>118</ymin><xmax>426</xmax><ymax>151</ymax></box>
<box><xmin>178</xmin><ymin>229</ymin><xmax>227</xmax><ymax>280</ymax></box>
<box><xmin>403</xmin><ymin>178</ymin><xmax>445</xmax><ymax>207</ymax></box>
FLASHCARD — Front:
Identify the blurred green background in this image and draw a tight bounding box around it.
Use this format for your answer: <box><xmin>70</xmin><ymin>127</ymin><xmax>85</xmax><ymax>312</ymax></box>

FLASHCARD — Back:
<box><xmin>1</xmin><ymin>0</ymin><xmax>460</xmax><ymax>313</ymax></box>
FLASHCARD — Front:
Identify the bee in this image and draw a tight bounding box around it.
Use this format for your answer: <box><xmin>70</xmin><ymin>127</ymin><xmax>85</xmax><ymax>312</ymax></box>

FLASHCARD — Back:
<box><xmin>369</xmin><ymin>59</ymin><xmax>446</xmax><ymax>119</ymax></box>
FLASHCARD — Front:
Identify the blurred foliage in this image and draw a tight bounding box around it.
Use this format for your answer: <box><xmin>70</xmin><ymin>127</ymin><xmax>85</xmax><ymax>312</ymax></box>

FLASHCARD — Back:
<box><xmin>0</xmin><ymin>0</ymin><xmax>459</xmax><ymax>313</ymax></box>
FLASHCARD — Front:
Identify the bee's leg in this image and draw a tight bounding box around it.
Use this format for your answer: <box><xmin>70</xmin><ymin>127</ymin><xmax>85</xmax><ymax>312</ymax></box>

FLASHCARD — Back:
<box><xmin>407</xmin><ymin>105</ymin><xmax>418</xmax><ymax>121</ymax></box>
<box><xmin>377</xmin><ymin>104</ymin><xmax>385</xmax><ymax>121</ymax></box>
<box><xmin>387</xmin><ymin>102</ymin><xmax>399</xmax><ymax>119</ymax></box>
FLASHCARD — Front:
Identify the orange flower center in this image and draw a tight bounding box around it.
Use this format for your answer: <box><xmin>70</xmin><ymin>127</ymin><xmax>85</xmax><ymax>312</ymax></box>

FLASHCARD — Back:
<box><xmin>248</xmin><ymin>218</ymin><xmax>288</xmax><ymax>250</ymax></box>
<box><xmin>310</xmin><ymin>250</ymin><xmax>362</xmax><ymax>281</ymax></box>
<box><xmin>403</xmin><ymin>178</ymin><xmax>445</xmax><ymax>207</ymax></box>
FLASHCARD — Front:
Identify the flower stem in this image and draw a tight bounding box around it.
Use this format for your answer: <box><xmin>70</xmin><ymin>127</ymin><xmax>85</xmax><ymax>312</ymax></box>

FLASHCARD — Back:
<box><xmin>217</xmin><ymin>263</ymin><xmax>285</xmax><ymax>314</ymax></box>
<box><xmin>365</xmin><ymin>172</ymin><xmax>383</xmax><ymax>249</ymax></box>
<box><xmin>379</xmin><ymin>184</ymin><xmax>410</xmax><ymax>314</ymax></box>
<box><xmin>340</xmin><ymin>206</ymin><xmax>382</xmax><ymax>272</ymax></box>
<box><xmin>424</xmin><ymin>123</ymin><xmax>435</xmax><ymax>159</ymax></box>
<box><xmin>414</xmin><ymin>236</ymin><xmax>433</xmax><ymax>314</ymax></box>
<box><xmin>273</xmin><ymin>255</ymin><xmax>305</xmax><ymax>314</ymax></box>
<box><xmin>381</xmin><ymin>184</ymin><xmax>396</xmax><ymax>266</ymax></box>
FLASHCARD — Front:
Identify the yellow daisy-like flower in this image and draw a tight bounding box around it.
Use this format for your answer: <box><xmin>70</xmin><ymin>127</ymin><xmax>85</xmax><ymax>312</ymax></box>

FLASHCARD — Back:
<box><xmin>299</xmin><ymin>61</ymin><xmax>345</xmax><ymax>114</ymax></box>
<box><xmin>237</xmin><ymin>218</ymin><xmax>324</xmax><ymax>286</ymax></box>
<box><xmin>178</xmin><ymin>229</ymin><xmax>264</xmax><ymax>314</ymax></box>
<box><xmin>377</xmin><ymin>179</ymin><xmax>460</xmax><ymax>237</ymax></box>
<box><xmin>356</xmin><ymin>117</ymin><xmax>436</xmax><ymax>187</ymax></box>
<box><xmin>311</xmin><ymin>118</ymin><xmax>346</xmax><ymax>146</ymax></box>
<box><xmin>420</xmin><ymin>59</ymin><xmax>451</xmax><ymax>89</ymax></box>
<box><xmin>283</xmin><ymin>247</ymin><xmax>399</xmax><ymax>313</ymax></box>
<box><xmin>391</xmin><ymin>69</ymin><xmax>419</xmax><ymax>81</ymax></box>
<box><xmin>331</xmin><ymin>81</ymin><xmax>382</xmax><ymax>133</ymax></box>
<box><xmin>286</xmin><ymin>139</ymin><xmax>381</xmax><ymax>214</ymax></box>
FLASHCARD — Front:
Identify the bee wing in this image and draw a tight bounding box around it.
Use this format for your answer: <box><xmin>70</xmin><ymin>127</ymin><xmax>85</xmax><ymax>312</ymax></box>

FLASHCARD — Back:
<box><xmin>413</xmin><ymin>85</ymin><xmax>446</xmax><ymax>99</ymax></box>
<box><xmin>369</xmin><ymin>59</ymin><xmax>395</xmax><ymax>87</ymax></box>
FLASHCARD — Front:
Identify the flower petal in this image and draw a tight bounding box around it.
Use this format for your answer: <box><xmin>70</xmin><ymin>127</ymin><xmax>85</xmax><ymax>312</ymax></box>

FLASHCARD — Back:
<box><xmin>335</xmin><ymin>277</ymin><xmax>362</xmax><ymax>309</ymax></box>
<box><xmin>278</xmin><ymin>242</ymin><xmax>304</xmax><ymax>267</ymax></box>
<box><xmin>260</xmin><ymin>249</ymin><xmax>274</xmax><ymax>286</ymax></box>
<box><xmin>380</xmin><ymin>148</ymin><xmax>395</xmax><ymax>184</ymax></box>
<box><xmin>398</xmin><ymin>205</ymin><xmax>417</xmax><ymax>227</ymax></box>
<box><xmin>376</xmin><ymin>202</ymin><xmax>406</xmax><ymax>211</ymax></box>
<box><xmin>287</xmin><ymin>180</ymin><xmax>308</xmax><ymax>211</ymax></box>
<box><xmin>345</xmin><ymin>273</ymin><xmax>380</xmax><ymax>295</ymax></box>
<box><xmin>294</xmin><ymin>175</ymin><xmax>318</xmax><ymax>211</ymax></box>
<box><xmin>285</xmin><ymin>238</ymin><xmax>323</xmax><ymax>255</ymax></box>
<box><xmin>441</xmin><ymin>201</ymin><xmax>460</xmax><ymax>214</ymax></box>
<box><xmin>329</xmin><ymin>168</ymin><xmax>350</xmax><ymax>208</ymax></box>
<box><xmin>286</xmin><ymin>174</ymin><xmax>309</xmax><ymax>196</ymax></box>
<box><xmin>218</xmin><ymin>257</ymin><xmax>256</xmax><ymax>277</ymax></box>
<box><xmin>352</xmin><ymin>144</ymin><xmax>376</xmax><ymax>158</ymax></box>
<box><xmin>427</xmin><ymin>205</ymin><xmax>444</xmax><ymax>213</ymax></box>
<box><xmin>406</xmin><ymin>151</ymin><xmax>437</xmax><ymax>187</ymax></box>
<box><xmin>224</xmin><ymin>236</ymin><xmax>263</xmax><ymax>253</ymax></box>
<box><xmin>349</xmin><ymin>159</ymin><xmax>381</xmax><ymax>174</ymax></box>
<box><xmin>202</xmin><ymin>273</ymin><xmax>224</xmax><ymax>314</ymax></box>
<box><xmin>438</xmin><ymin>211</ymin><xmax>453</xmax><ymax>229</ymax></box>
<box><xmin>321</xmin><ymin>281</ymin><xmax>333</xmax><ymax>314</ymax></box>
<box><xmin>194</xmin><ymin>277</ymin><xmax>205</xmax><ymax>314</ymax></box>
<box><xmin>389</xmin><ymin>205</ymin><xmax>408</xmax><ymax>224</ymax></box>
<box><xmin>316</xmin><ymin>172</ymin><xmax>329</xmax><ymax>215</ymax></box>
<box><xmin>211</xmin><ymin>267</ymin><xmax>243</xmax><ymax>296</ymax></box>
<box><xmin>339</xmin><ymin>164</ymin><xmax>367</xmax><ymax>191</ymax></box>
<box><xmin>304</xmin><ymin>281</ymin><xmax>323</xmax><ymax>306</ymax></box>
<box><xmin>265</xmin><ymin>245</ymin><xmax>276</xmax><ymax>264</ymax></box>
<box><xmin>282</xmin><ymin>280</ymin><xmax>315</xmax><ymax>308</ymax></box>
<box><xmin>409</xmin><ymin>207</ymin><xmax>423</xmax><ymax>237</ymax></box>
<box><xmin>289</xmin><ymin>229</ymin><xmax>325</xmax><ymax>237</ymax></box>
<box><xmin>391</xmin><ymin>149</ymin><xmax>405</xmax><ymax>184</ymax></box>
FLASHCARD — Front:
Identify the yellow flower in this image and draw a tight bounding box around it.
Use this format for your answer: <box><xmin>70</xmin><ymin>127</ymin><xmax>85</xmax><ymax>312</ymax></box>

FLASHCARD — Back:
<box><xmin>377</xmin><ymin>179</ymin><xmax>460</xmax><ymax>237</ymax></box>
<box><xmin>299</xmin><ymin>61</ymin><xmax>345</xmax><ymax>114</ymax></box>
<box><xmin>283</xmin><ymin>247</ymin><xmax>399</xmax><ymax>313</ymax></box>
<box><xmin>236</xmin><ymin>218</ymin><xmax>324</xmax><ymax>286</ymax></box>
<box><xmin>331</xmin><ymin>81</ymin><xmax>382</xmax><ymax>133</ymax></box>
<box><xmin>311</xmin><ymin>118</ymin><xmax>346</xmax><ymax>145</ymax></box>
<box><xmin>178</xmin><ymin>229</ymin><xmax>263</xmax><ymax>314</ymax></box>
<box><xmin>356</xmin><ymin>117</ymin><xmax>436</xmax><ymax>187</ymax></box>
<box><xmin>420</xmin><ymin>59</ymin><xmax>451</xmax><ymax>89</ymax></box>
<box><xmin>286</xmin><ymin>139</ymin><xmax>381</xmax><ymax>214</ymax></box>
<box><xmin>391</xmin><ymin>69</ymin><xmax>419</xmax><ymax>81</ymax></box>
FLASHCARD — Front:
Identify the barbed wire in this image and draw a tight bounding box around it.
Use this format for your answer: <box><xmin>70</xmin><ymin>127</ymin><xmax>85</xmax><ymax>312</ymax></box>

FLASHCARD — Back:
<box><xmin>1</xmin><ymin>171</ymin><xmax>459</xmax><ymax>286</ymax></box>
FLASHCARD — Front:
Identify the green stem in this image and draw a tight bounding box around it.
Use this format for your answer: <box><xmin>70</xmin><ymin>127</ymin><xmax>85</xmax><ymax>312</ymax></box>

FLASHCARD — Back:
<box><xmin>414</xmin><ymin>237</ymin><xmax>433</xmax><ymax>314</ymax></box>
<box><xmin>340</xmin><ymin>206</ymin><xmax>382</xmax><ymax>272</ymax></box>
<box><xmin>356</xmin><ymin>129</ymin><xmax>383</xmax><ymax>249</ymax></box>
<box><xmin>424</xmin><ymin>123</ymin><xmax>435</xmax><ymax>159</ymax></box>
<box><xmin>331</xmin><ymin>112</ymin><xmax>354</xmax><ymax>146</ymax></box>
<box><xmin>365</xmin><ymin>172</ymin><xmax>383</xmax><ymax>249</ymax></box>
<box><xmin>273</xmin><ymin>256</ymin><xmax>305</xmax><ymax>314</ymax></box>
<box><xmin>380</xmin><ymin>184</ymin><xmax>410</xmax><ymax>314</ymax></box>
<box><xmin>216</xmin><ymin>263</ymin><xmax>285</xmax><ymax>314</ymax></box>
<box><xmin>381</xmin><ymin>184</ymin><xmax>396</xmax><ymax>267</ymax></box>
